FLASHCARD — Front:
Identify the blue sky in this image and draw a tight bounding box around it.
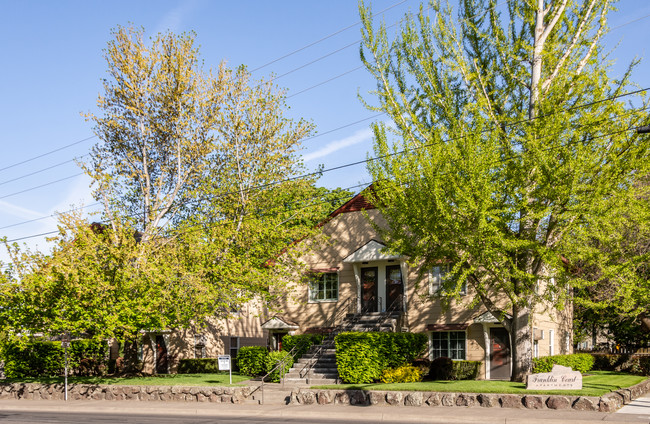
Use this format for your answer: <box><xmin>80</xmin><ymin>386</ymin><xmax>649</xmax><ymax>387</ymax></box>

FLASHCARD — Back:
<box><xmin>1</xmin><ymin>0</ymin><xmax>649</xmax><ymax>263</ymax></box>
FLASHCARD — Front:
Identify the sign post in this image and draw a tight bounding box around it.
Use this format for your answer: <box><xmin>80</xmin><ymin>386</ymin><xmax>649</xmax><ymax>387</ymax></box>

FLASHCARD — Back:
<box><xmin>218</xmin><ymin>355</ymin><xmax>232</xmax><ymax>385</ymax></box>
<box><xmin>62</xmin><ymin>332</ymin><xmax>71</xmax><ymax>401</ymax></box>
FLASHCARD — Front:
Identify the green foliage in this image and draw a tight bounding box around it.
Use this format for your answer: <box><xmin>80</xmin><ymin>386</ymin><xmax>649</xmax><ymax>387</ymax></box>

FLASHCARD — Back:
<box><xmin>532</xmin><ymin>354</ymin><xmax>595</xmax><ymax>374</ymax></box>
<box><xmin>236</xmin><ymin>346</ymin><xmax>268</xmax><ymax>377</ymax></box>
<box><xmin>177</xmin><ymin>359</ymin><xmax>221</xmax><ymax>374</ymax></box>
<box><xmin>0</xmin><ymin>339</ymin><xmax>109</xmax><ymax>378</ymax></box>
<box><xmin>335</xmin><ymin>332</ymin><xmax>428</xmax><ymax>383</ymax></box>
<box><xmin>359</xmin><ymin>0</ymin><xmax>650</xmax><ymax>382</ymax></box>
<box><xmin>428</xmin><ymin>357</ymin><xmax>453</xmax><ymax>381</ymax></box>
<box><xmin>265</xmin><ymin>350</ymin><xmax>293</xmax><ymax>383</ymax></box>
<box><xmin>591</xmin><ymin>354</ymin><xmax>650</xmax><ymax>375</ymax></box>
<box><xmin>282</xmin><ymin>334</ymin><xmax>324</xmax><ymax>359</ymax></box>
<box><xmin>380</xmin><ymin>365</ymin><xmax>423</xmax><ymax>383</ymax></box>
<box><xmin>451</xmin><ymin>361</ymin><xmax>481</xmax><ymax>381</ymax></box>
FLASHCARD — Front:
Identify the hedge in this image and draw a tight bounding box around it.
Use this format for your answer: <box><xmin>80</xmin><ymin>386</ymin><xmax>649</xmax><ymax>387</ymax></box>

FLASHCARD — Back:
<box><xmin>381</xmin><ymin>365</ymin><xmax>423</xmax><ymax>383</ymax></box>
<box><xmin>335</xmin><ymin>332</ymin><xmax>428</xmax><ymax>384</ymax></box>
<box><xmin>237</xmin><ymin>346</ymin><xmax>268</xmax><ymax>376</ymax></box>
<box><xmin>265</xmin><ymin>350</ymin><xmax>293</xmax><ymax>383</ymax></box>
<box><xmin>0</xmin><ymin>339</ymin><xmax>108</xmax><ymax>378</ymax></box>
<box><xmin>282</xmin><ymin>334</ymin><xmax>324</xmax><ymax>359</ymax></box>
<box><xmin>591</xmin><ymin>353</ymin><xmax>650</xmax><ymax>375</ymax></box>
<box><xmin>532</xmin><ymin>353</ymin><xmax>595</xmax><ymax>374</ymax></box>
<box><xmin>177</xmin><ymin>358</ymin><xmax>221</xmax><ymax>374</ymax></box>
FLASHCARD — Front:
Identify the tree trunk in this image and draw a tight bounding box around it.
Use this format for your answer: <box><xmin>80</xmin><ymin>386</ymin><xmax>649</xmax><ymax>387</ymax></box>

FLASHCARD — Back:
<box><xmin>510</xmin><ymin>304</ymin><xmax>533</xmax><ymax>382</ymax></box>
<box><xmin>122</xmin><ymin>333</ymin><xmax>142</xmax><ymax>375</ymax></box>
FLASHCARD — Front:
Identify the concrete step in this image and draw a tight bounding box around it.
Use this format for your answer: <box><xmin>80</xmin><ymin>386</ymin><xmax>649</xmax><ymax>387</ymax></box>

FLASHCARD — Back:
<box><xmin>283</xmin><ymin>377</ymin><xmax>338</xmax><ymax>386</ymax></box>
<box><xmin>249</xmin><ymin>389</ymin><xmax>291</xmax><ymax>405</ymax></box>
<box><xmin>285</xmin><ymin>368</ymin><xmax>338</xmax><ymax>378</ymax></box>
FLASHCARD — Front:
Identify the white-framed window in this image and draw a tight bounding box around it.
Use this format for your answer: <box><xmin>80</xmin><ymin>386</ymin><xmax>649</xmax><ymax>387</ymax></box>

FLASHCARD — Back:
<box><xmin>534</xmin><ymin>340</ymin><xmax>539</xmax><ymax>358</ymax></box>
<box><xmin>549</xmin><ymin>329</ymin><xmax>555</xmax><ymax>356</ymax></box>
<box><xmin>309</xmin><ymin>272</ymin><xmax>339</xmax><ymax>302</ymax></box>
<box><xmin>430</xmin><ymin>331</ymin><xmax>466</xmax><ymax>360</ymax></box>
<box><xmin>429</xmin><ymin>265</ymin><xmax>466</xmax><ymax>296</ymax></box>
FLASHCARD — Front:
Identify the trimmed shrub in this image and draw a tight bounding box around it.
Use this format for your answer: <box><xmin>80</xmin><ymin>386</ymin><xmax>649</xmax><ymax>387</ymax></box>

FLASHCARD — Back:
<box><xmin>380</xmin><ymin>365</ymin><xmax>423</xmax><ymax>383</ymax></box>
<box><xmin>335</xmin><ymin>332</ymin><xmax>428</xmax><ymax>384</ymax></box>
<box><xmin>532</xmin><ymin>353</ymin><xmax>595</xmax><ymax>374</ymax></box>
<box><xmin>0</xmin><ymin>338</ymin><xmax>109</xmax><ymax>378</ymax></box>
<box><xmin>265</xmin><ymin>350</ymin><xmax>293</xmax><ymax>382</ymax></box>
<box><xmin>451</xmin><ymin>360</ymin><xmax>481</xmax><ymax>380</ymax></box>
<box><xmin>592</xmin><ymin>353</ymin><xmax>647</xmax><ymax>375</ymax></box>
<box><xmin>282</xmin><ymin>334</ymin><xmax>325</xmax><ymax>359</ymax></box>
<box><xmin>429</xmin><ymin>356</ymin><xmax>453</xmax><ymax>380</ymax></box>
<box><xmin>177</xmin><ymin>358</ymin><xmax>221</xmax><ymax>374</ymax></box>
<box><xmin>237</xmin><ymin>346</ymin><xmax>268</xmax><ymax>376</ymax></box>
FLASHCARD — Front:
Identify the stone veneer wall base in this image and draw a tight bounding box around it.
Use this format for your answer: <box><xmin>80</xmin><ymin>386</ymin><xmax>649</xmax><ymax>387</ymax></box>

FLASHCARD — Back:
<box><xmin>0</xmin><ymin>383</ymin><xmax>253</xmax><ymax>404</ymax></box>
<box><xmin>290</xmin><ymin>378</ymin><xmax>650</xmax><ymax>413</ymax></box>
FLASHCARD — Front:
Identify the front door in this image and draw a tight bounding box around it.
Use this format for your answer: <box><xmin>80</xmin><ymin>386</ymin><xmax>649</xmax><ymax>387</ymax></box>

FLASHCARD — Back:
<box><xmin>155</xmin><ymin>335</ymin><xmax>168</xmax><ymax>374</ymax></box>
<box><xmin>361</xmin><ymin>267</ymin><xmax>378</xmax><ymax>312</ymax></box>
<box><xmin>490</xmin><ymin>328</ymin><xmax>511</xmax><ymax>380</ymax></box>
<box><xmin>386</xmin><ymin>265</ymin><xmax>404</xmax><ymax>312</ymax></box>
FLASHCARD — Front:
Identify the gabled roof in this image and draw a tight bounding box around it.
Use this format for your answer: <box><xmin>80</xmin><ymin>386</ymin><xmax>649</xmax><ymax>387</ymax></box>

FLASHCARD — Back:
<box><xmin>327</xmin><ymin>185</ymin><xmax>376</xmax><ymax>221</ymax></box>
<box><xmin>343</xmin><ymin>239</ymin><xmax>402</xmax><ymax>263</ymax></box>
<box><xmin>261</xmin><ymin>316</ymin><xmax>300</xmax><ymax>330</ymax></box>
<box><xmin>473</xmin><ymin>311</ymin><xmax>511</xmax><ymax>324</ymax></box>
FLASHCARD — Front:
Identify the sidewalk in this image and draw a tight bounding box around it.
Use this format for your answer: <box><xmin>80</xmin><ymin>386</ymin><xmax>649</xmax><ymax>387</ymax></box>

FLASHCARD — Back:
<box><xmin>2</xmin><ymin>396</ymin><xmax>650</xmax><ymax>424</ymax></box>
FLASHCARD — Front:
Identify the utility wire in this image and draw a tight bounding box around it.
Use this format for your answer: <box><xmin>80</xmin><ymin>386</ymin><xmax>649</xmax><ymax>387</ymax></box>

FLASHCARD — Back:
<box><xmin>0</xmin><ymin>136</ymin><xmax>95</xmax><ymax>174</ymax></box>
<box><xmin>4</xmin><ymin>102</ymin><xmax>646</xmax><ymax>245</ymax></box>
<box><xmin>0</xmin><ymin>155</ymin><xmax>88</xmax><ymax>187</ymax></box>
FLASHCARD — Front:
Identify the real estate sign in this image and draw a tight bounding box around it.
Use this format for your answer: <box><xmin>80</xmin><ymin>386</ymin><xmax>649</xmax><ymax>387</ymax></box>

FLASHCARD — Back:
<box><xmin>527</xmin><ymin>365</ymin><xmax>582</xmax><ymax>390</ymax></box>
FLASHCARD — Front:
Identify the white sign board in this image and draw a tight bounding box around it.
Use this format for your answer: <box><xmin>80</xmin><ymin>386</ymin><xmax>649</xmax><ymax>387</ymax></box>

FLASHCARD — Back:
<box><xmin>218</xmin><ymin>355</ymin><xmax>231</xmax><ymax>371</ymax></box>
<box><xmin>527</xmin><ymin>365</ymin><xmax>582</xmax><ymax>390</ymax></box>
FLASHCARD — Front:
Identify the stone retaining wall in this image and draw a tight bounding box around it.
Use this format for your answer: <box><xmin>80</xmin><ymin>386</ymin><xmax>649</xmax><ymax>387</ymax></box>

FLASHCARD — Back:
<box><xmin>0</xmin><ymin>383</ymin><xmax>253</xmax><ymax>404</ymax></box>
<box><xmin>290</xmin><ymin>379</ymin><xmax>650</xmax><ymax>413</ymax></box>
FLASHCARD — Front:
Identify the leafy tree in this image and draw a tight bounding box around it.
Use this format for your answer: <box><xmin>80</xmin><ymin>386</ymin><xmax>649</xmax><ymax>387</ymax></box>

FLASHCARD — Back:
<box><xmin>1</xmin><ymin>26</ymin><xmax>348</xmax><ymax>366</ymax></box>
<box><xmin>359</xmin><ymin>0</ymin><xmax>649</xmax><ymax>381</ymax></box>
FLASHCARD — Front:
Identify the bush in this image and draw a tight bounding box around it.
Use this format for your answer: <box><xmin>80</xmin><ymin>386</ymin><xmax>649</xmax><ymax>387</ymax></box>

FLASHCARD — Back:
<box><xmin>282</xmin><ymin>334</ymin><xmax>324</xmax><ymax>359</ymax></box>
<box><xmin>380</xmin><ymin>365</ymin><xmax>423</xmax><ymax>383</ymax></box>
<box><xmin>177</xmin><ymin>358</ymin><xmax>221</xmax><ymax>374</ymax></box>
<box><xmin>591</xmin><ymin>353</ymin><xmax>648</xmax><ymax>375</ymax></box>
<box><xmin>265</xmin><ymin>350</ymin><xmax>293</xmax><ymax>383</ymax></box>
<box><xmin>428</xmin><ymin>356</ymin><xmax>453</xmax><ymax>380</ymax></box>
<box><xmin>532</xmin><ymin>353</ymin><xmax>595</xmax><ymax>374</ymax></box>
<box><xmin>237</xmin><ymin>346</ymin><xmax>268</xmax><ymax>376</ymax></box>
<box><xmin>335</xmin><ymin>332</ymin><xmax>428</xmax><ymax>384</ymax></box>
<box><xmin>451</xmin><ymin>360</ymin><xmax>481</xmax><ymax>380</ymax></box>
<box><xmin>0</xmin><ymin>338</ymin><xmax>109</xmax><ymax>379</ymax></box>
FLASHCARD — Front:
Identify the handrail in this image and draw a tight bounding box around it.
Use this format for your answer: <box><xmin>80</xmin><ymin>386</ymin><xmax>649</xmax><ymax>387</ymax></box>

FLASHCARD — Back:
<box><xmin>250</xmin><ymin>343</ymin><xmax>300</xmax><ymax>405</ymax></box>
<box><xmin>297</xmin><ymin>296</ymin><xmax>357</xmax><ymax>382</ymax></box>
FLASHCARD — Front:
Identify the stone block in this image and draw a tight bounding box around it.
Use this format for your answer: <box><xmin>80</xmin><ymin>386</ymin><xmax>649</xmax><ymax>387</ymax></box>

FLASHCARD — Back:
<box><xmin>385</xmin><ymin>391</ymin><xmax>403</xmax><ymax>406</ymax></box>
<box><xmin>335</xmin><ymin>392</ymin><xmax>350</xmax><ymax>405</ymax></box>
<box><xmin>299</xmin><ymin>391</ymin><xmax>316</xmax><ymax>405</ymax></box>
<box><xmin>572</xmin><ymin>396</ymin><xmax>598</xmax><ymax>411</ymax></box>
<box><xmin>231</xmin><ymin>393</ymin><xmax>244</xmax><ymax>404</ymax></box>
<box><xmin>404</xmin><ymin>392</ymin><xmax>423</xmax><ymax>407</ymax></box>
<box><xmin>440</xmin><ymin>393</ymin><xmax>456</xmax><ymax>407</ymax></box>
<box><xmin>456</xmin><ymin>393</ymin><xmax>477</xmax><ymax>407</ymax></box>
<box><xmin>477</xmin><ymin>393</ymin><xmax>499</xmax><ymax>408</ymax></box>
<box><xmin>209</xmin><ymin>393</ymin><xmax>221</xmax><ymax>403</ymax></box>
<box><xmin>317</xmin><ymin>391</ymin><xmax>334</xmax><ymax>405</ymax></box>
<box><xmin>546</xmin><ymin>396</ymin><xmax>571</xmax><ymax>409</ymax></box>
<box><xmin>499</xmin><ymin>394</ymin><xmax>524</xmax><ymax>409</ymax></box>
<box><xmin>349</xmin><ymin>390</ymin><xmax>368</xmax><ymax>405</ymax></box>
<box><xmin>523</xmin><ymin>395</ymin><xmax>545</xmax><ymax>409</ymax></box>
<box><xmin>425</xmin><ymin>393</ymin><xmax>441</xmax><ymax>406</ymax></box>
<box><xmin>599</xmin><ymin>393</ymin><xmax>623</xmax><ymax>412</ymax></box>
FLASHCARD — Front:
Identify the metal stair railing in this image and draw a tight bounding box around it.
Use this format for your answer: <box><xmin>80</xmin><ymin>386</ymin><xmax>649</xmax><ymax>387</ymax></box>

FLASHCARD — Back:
<box><xmin>250</xmin><ymin>343</ymin><xmax>300</xmax><ymax>405</ymax></box>
<box><xmin>296</xmin><ymin>296</ymin><xmax>357</xmax><ymax>383</ymax></box>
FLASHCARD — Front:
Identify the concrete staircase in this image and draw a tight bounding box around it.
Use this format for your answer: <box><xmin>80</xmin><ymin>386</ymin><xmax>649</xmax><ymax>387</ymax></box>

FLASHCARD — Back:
<box><xmin>282</xmin><ymin>311</ymin><xmax>403</xmax><ymax>386</ymax></box>
<box><xmin>283</xmin><ymin>340</ymin><xmax>339</xmax><ymax>386</ymax></box>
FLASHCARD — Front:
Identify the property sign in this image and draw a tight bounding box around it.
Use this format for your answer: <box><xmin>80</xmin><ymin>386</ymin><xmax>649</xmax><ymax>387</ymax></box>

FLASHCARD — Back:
<box><xmin>527</xmin><ymin>365</ymin><xmax>582</xmax><ymax>390</ymax></box>
<box><xmin>218</xmin><ymin>355</ymin><xmax>231</xmax><ymax>371</ymax></box>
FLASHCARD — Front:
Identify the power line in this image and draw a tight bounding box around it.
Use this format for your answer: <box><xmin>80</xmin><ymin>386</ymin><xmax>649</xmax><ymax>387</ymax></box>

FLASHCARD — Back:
<box><xmin>0</xmin><ymin>136</ymin><xmax>95</xmax><ymax>174</ymax></box>
<box><xmin>0</xmin><ymin>155</ymin><xmax>88</xmax><ymax>187</ymax></box>
<box><xmin>0</xmin><ymin>173</ymin><xmax>84</xmax><ymax>201</ymax></box>
<box><xmin>3</xmin><ymin>102</ymin><xmax>645</xmax><ymax>245</ymax></box>
<box><xmin>250</xmin><ymin>0</ymin><xmax>409</xmax><ymax>73</ymax></box>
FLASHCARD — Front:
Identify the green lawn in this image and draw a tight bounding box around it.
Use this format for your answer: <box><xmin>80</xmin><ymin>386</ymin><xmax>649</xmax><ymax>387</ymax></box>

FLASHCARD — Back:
<box><xmin>312</xmin><ymin>371</ymin><xmax>647</xmax><ymax>397</ymax></box>
<box><xmin>1</xmin><ymin>373</ymin><xmax>251</xmax><ymax>387</ymax></box>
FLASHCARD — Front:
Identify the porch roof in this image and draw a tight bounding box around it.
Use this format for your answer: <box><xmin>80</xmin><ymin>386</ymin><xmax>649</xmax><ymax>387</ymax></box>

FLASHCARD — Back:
<box><xmin>342</xmin><ymin>239</ymin><xmax>402</xmax><ymax>263</ymax></box>
<box><xmin>426</xmin><ymin>323</ymin><xmax>469</xmax><ymax>331</ymax></box>
<box><xmin>261</xmin><ymin>316</ymin><xmax>300</xmax><ymax>330</ymax></box>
